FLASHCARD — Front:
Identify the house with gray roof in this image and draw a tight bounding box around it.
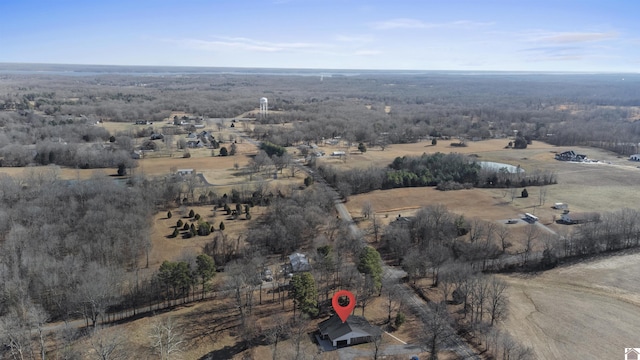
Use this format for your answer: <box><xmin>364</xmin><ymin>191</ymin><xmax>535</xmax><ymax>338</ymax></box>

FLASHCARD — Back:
<box><xmin>288</xmin><ymin>252</ymin><xmax>311</xmax><ymax>273</ymax></box>
<box><xmin>318</xmin><ymin>315</ymin><xmax>381</xmax><ymax>348</ymax></box>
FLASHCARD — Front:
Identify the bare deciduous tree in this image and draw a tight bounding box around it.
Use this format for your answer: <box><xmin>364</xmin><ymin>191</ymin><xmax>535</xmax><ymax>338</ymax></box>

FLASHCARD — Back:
<box><xmin>267</xmin><ymin>316</ymin><xmax>289</xmax><ymax>360</ymax></box>
<box><xmin>149</xmin><ymin>317</ymin><xmax>184</xmax><ymax>360</ymax></box>
<box><xmin>522</xmin><ymin>224</ymin><xmax>539</xmax><ymax>266</ymax></box>
<box><xmin>487</xmin><ymin>276</ymin><xmax>508</xmax><ymax>326</ymax></box>
<box><xmin>90</xmin><ymin>326</ymin><xmax>128</xmax><ymax>360</ymax></box>
<box><xmin>361</xmin><ymin>200</ymin><xmax>373</xmax><ymax>219</ymax></box>
<box><xmin>424</xmin><ymin>302</ymin><xmax>451</xmax><ymax>360</ymax></box>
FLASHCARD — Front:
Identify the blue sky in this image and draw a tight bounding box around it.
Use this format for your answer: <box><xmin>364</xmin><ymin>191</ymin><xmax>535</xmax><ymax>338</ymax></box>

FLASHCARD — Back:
<box><xmin>1</xmin><ymin>0</ymin><xmax>638</xmax><ymax>72</ymax></box>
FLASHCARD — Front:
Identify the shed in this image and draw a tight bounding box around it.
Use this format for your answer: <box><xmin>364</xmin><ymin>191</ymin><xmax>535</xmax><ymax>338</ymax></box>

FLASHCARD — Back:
<box><xmin>553</xmin><ymin>203</ymin><xmax>568</xmax><ymax>210</ymax></box>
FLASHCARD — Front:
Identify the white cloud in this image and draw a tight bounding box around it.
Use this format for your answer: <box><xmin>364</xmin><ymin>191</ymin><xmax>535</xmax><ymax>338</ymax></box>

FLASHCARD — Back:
<box><xmin>371</xmin><ymin>18</ymin><xmax>493</xmax><ymax>30</ymax></box>
<box><xmin>530</xmin><ymin>31</ymin><xmax>618</xmax><ymax>44</ymax></box>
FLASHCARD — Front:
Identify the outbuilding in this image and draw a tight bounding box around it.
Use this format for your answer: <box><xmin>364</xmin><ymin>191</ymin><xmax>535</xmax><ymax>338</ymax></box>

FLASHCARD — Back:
<box><xmin>560</xmin><ymin>211</ymin><xmax>600</xmax><ymax>224</ymax></box>
<box><xmin>553</xmin><ymin>203</ymin><xmax>568</xmax><ymax>210</ymax></box>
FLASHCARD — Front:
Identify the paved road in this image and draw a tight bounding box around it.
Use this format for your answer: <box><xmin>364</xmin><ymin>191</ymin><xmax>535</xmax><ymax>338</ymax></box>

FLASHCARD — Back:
<box><xmin>338</xmin><ymin>344</ymin><xmax>424</xmax><ymax>360</ymax></box>
<box><xmin>306</xmin><ymin>167</ymin><xmax>481</xmax><ymax>359</ymax></box>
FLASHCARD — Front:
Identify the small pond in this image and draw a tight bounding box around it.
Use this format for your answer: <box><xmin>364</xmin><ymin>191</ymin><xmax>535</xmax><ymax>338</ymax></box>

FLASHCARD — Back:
<box><xmin>478</xmin><ymin>161</ymin><xmax>524</xmax><ymax>174</ymax></box>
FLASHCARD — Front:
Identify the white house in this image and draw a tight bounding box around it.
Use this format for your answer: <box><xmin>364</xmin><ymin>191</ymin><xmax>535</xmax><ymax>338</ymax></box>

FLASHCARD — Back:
<box><xmin>176</xmin><ymin>169</ymin><xmax>194</xmax><ymax>176</ymax></box>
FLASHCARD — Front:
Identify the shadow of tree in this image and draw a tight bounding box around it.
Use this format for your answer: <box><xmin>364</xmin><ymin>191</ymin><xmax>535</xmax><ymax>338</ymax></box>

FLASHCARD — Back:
<box><xmin>198</xmin><ymin>341</ymin><xmax>247</xmax><ymax>360</ymax></box>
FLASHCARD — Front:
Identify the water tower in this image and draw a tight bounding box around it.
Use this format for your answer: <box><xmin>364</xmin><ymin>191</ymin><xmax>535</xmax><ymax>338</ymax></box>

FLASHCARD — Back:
<box><xmin>260</xmin><ymin>97</ymin><xmax>268</xmax><ymax>116</ymax></box>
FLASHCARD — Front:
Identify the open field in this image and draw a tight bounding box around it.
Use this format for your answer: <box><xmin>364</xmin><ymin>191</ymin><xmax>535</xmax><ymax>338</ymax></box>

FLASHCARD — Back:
<box><xmin>140</xmin><ymin>204</ymin><xmax>268</xmax><ymax>275</ymax></box>
<box><xmin>500</xmin><ymin>250</ymin><xmax>640</xmax><ymax>359</ymax></box>
<box><xmin>337</xmin><ymin>138</ymin><xmax>640</xmax><ymax>227</ymax></box>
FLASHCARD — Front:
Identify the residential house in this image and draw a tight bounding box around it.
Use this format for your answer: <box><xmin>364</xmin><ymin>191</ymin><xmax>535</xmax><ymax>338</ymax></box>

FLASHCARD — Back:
<box><xmin>186</xmin><ymin>140</ymin><xmax>204</xmax><ymax>148</ymax></box>
<box><xmin>555</xmin><ymin>150</ymin><xmax>587</xmax><ymax>162</ymax></box>
<box><xmin>176</xmin><ymin>169</ymin><xmax>195</xmax><ymax>176</ymax></box>
<box><xmin>288</xmin><ymin>252</ymin><xmax>311</xmax><ymax>273</ymax></box>
<box><xmin>318</xmin><ymin>315</ymin><xmax>381</xmax><ymax>348</ymax></box>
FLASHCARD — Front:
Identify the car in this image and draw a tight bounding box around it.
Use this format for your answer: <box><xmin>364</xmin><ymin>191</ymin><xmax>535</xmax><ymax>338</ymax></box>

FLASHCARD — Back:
<box><xmin>261</xmin><ymin>269</ymin><xmax>273</xmax><ymax>282</ymax></box>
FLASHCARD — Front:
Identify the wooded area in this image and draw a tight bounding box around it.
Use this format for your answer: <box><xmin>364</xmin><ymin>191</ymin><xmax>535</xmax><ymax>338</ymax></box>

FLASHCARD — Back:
<box><xmin>1</xmin><ymin>67</ymin><xmax>639</xmax><ymax>359</ymax></box>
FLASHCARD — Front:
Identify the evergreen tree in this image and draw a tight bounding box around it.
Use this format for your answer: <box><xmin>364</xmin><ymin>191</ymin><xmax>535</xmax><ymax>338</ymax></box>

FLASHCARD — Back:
<box><xmin>290</xmin><ymin>272</ymin><xmax>318</xmax><ymax>317</ymax></box>
<box><xmin>195</xmin><ymin>254</ymin><xmax>216</xmax><ymax>299</ymax></box>
<box><xmin>117</xmin><ymin>163</ymin><xmax>127</xmax><ymax>176</ymax></box>
<box><xmin>358</xmin><ymin>246</ymin><xmax>383</xmax><ymax>291</ymax></box>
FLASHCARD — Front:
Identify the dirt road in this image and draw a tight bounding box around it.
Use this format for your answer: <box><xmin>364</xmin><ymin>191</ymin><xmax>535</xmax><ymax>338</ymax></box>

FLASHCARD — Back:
<box><xmin>332</xmin><ymin>197</ymin><xmax>480</xmax><ymax>359</ymax></box>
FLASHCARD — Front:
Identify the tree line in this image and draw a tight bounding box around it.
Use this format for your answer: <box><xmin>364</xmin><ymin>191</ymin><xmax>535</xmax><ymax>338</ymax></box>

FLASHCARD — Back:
<box><xmin>314</xmin><ymin>152</ymin><xmax>557</xmax><ymax>199</ymax></box>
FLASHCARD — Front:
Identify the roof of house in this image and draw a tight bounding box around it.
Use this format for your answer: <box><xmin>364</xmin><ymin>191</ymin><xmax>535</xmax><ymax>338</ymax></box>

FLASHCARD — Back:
<box><xmin>318</xmin><ymin>315</ymin><xmax>381</xmax><ymax>341</ymax></box>
<box><xmin>289</xmin><ymin>252</ymin><xmax>311</xmax><ymax>272</ymax></box>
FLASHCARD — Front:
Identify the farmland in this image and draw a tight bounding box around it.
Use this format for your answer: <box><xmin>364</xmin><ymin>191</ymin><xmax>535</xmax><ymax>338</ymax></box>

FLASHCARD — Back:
<box><xmin>2</xmin><ymin>69</ymin><xmax>640</xmax><ymax>359</ymax></box>
<box><xmin>500</xmin><ymin>251</ymin><xmax>640</xmax><ymax>359</ymax></box>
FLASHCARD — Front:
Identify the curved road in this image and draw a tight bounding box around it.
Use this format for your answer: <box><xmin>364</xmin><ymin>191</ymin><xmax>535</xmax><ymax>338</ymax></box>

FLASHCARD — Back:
<box><xmin>306</xmin><ymin>165</ymin><xmax>480</xmax><ymax>359</ymax></box>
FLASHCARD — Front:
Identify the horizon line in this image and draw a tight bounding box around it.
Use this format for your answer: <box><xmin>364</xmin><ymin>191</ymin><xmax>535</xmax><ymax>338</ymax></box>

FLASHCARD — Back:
<box><xmin>0</xmin><ymin>61</ymin><xmax>637</xmax><ymax>75</ymax></box>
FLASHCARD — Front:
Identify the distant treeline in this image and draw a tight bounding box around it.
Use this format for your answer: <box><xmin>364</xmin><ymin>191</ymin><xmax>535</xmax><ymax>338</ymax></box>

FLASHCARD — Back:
<box><xmin>4</xmin><ymin>72</ymin><xmax>640</xmax><ymax>160</ymax></box>
<box><xmin>314</xmin><ymin>153</ymin><xmax>557</xmax><ymax>197</ymax></box>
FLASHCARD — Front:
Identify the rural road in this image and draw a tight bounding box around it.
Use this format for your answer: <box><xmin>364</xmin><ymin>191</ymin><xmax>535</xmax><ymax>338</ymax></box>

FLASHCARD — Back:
<box><xmin>224</xmin><ymin>124</ymin><xmax>480</xmax><ymax>358</ymax></box>
<box><xmin>313</xmin><ymin>174</ymin><xmax>480</xmax><ymax>358</ymax></box>
<box><xmin>337</xmin><ymin>344</ymin><xmax>424</xmax><ymax>360</ymax></box>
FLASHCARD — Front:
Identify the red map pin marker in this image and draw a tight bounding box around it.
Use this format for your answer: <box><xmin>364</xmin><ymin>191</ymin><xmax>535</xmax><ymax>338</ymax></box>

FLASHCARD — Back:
<box><xmin>332</xmin><ymin>290</ymin><xmax>356</xmax><ymax>323</ymax></box>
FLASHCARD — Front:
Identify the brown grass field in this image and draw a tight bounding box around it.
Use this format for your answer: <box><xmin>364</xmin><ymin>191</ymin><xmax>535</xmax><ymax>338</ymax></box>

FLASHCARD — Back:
<box><xmin>338</xmin><ymin>138</ymin><xmax>640</xmax><ymax>225</ymax></box>
<box><xmin>499</xmin><ymin>250</ymin><xmax>640</xmax><ymax>359</ymax></box>
<box><xmin>6</xmin><ymin>118</ymin><xmax>640</xmax><ymax>358</ymax></box>
<box><xmin>328</xmin><ymin>138</ymin><xmax>640</xmax><ymax>359</ymax></box>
